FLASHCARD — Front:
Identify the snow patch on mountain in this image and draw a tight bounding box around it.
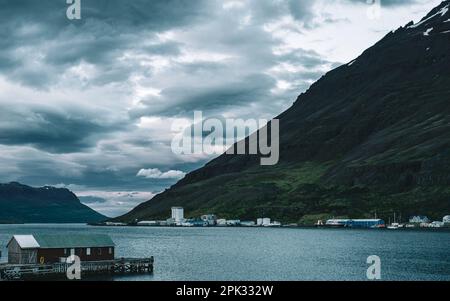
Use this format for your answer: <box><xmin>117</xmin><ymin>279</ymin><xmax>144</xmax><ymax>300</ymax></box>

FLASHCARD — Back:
<box><xmin>424</xmin><ymin>27</ymin><xmax>434</xmax><ymax>36</ymax></box>
<box><xmin>408</xmin><ymin>4</ymin><xmax>449</xmax><ymax>29</ymax></box>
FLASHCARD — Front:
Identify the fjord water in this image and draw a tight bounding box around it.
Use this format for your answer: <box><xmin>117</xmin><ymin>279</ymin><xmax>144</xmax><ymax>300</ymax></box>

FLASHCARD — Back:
<box><xmin>0</xmin><ymin>224</ymin><xmax>449</xmax><ymax>281</ymax></box>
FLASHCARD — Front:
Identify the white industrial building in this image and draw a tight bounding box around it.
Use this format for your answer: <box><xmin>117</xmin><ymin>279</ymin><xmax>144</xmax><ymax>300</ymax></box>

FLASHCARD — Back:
<box><xmin>257</xmin><ymin>218</ymin><xmax>271</xmax><ymax>226</ymax></box>
<box><xmin>171</xmin><ymin>207</ymin><xmax>184</xmax><ymax>223</ymax></box>
<box><xmin>216</xmin><ymin>219</ymin><xmax>227</xmax><ymax>226</ymax></box>
<box><xmin>137</xmin><ymin>221</ymin><xmax>157</xmax><ymax>226</ymax></box>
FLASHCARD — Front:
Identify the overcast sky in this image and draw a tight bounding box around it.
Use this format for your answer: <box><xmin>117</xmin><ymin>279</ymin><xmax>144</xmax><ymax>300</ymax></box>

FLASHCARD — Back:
<box><xmin>0</xmin><ymin>0</ymin><xmax>442</xmax><ymax>217</ymax></box>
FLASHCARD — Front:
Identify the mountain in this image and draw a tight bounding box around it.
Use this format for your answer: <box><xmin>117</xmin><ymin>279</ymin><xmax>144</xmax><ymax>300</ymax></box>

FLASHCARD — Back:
<box><xmin>0</xmin><ymin>182</ymin><xmax>106</xmax><ymax>223</ymax></box>
<box><xmin>116</xmin><ymin>1</ymin><xmax>450</xmax><ymax>224</ymax></box>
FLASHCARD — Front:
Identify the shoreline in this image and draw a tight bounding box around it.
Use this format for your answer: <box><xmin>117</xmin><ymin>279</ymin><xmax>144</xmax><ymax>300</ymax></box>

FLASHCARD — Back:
<box><xmin>87</xmin><ymin>224</ymin><xmax>450</xmax><ymax>232</ymax></box>
<box><xmin>0</xmin><ymin>223</ymin><xmax>449</xmax><ymax>232</ymax></box>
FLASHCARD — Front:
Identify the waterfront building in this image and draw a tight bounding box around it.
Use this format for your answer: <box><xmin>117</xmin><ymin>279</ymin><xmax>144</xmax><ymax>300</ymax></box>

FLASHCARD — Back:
<box><xmin>166</xmin><ymin>218</ymin><xmax>176</xmax><ymax>226</ymax></box>
<box><xmin>216</xmin><ymin>219</ymin><xmax>227</xmax><ymax>226</ymax></box>
<box><xmin>241</xmin><ymin>221</ymin><xmax>256</xmax><ymax>227</ymax></box>
<box><xmin>351</xmin><ymin>219</ymin><xmax>385</xmax><ymax>228</ymax></box>
<box><xmin>137</xmin><ymin>221</ymin><xmax>158</xmax><ymax>226</ymax></box>
<box><xmin>409</xmin><ymin>216</ymin><xmax>430</xmax><ymax>224</ymax></box>
<box><xmin>181</xmin><ymin>222</ymin><xmax>194</xmax><ymax>227</ymax></box>
<box><xmin>171</xmin><ymin>207</ymin><xmax>184</xmax><ymax>223</ymax></box>
<box><xmin>185</xmin><ymin>219</ymin><xmax>208</xmax><ymax>227</ymax></box>
<box><xmin>158</xmin><ymin>221</ymin><xmax>169</xmax><ymax>226</ymax></box>
<box><xmin>105</xmin><ymin>222</ymin><xmax>126</xmax><ymax>226</ymax></box>
<box><xmin>256</xmin><ymin>218</ymin><xmax>272</xmax><ymax>226</ymax></box>
<box><xmin>266</xmin><ymin>221</ymin><xmax>281</xmax><ymax>227</ymax></box>
<box><xmin>326</xmin><ymin>219</ymin><xmax>352</xmax><ymax>227</ymax></box>
<box><xmin>270</xmin><ymin>221</ymin><xmax>281</xmax><ymax>227</ymax></box>
<box><xmin>261</xmin><ymin>218</ymin><xmax>271</xmax><ymax>226</ymax></box>
<box><xmin>201</xmin><ymin>214</ymin><xmax>217</xmax><ymax>226</ymax></box>
<box><xmin>429</xmin><ymin>221</ymin><xmax>444</xmax><ymax>228</ymax></box>
<box><xmin>325</xmin><ymin>219</ymin><xmax>385</xmax><ymax>228</ymax></box>
<box><xmin>7</xmin><ymin>234</ymin><xmax>115</xmax><ymax>264</ymax></box>
<box><xmin>226</xmin><ymin>220</ymin><xmax>241</xmax><ymax>226</ymax></box>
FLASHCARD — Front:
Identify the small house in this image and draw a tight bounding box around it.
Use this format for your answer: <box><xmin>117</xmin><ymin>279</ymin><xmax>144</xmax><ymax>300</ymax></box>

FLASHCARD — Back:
<box><xmin>409</xmin><ymin>216</ymin><xmax>430</xmax><ymax>224</ymax></box>
<box><xmin>443</xmin><ymin>215</ymin><xmax>450</xmax><ymax>224</ymax></box>
<box><xmin>7</xmin><ymin>234</ymin><xmax>115</xmax><ymax>264</ymax></box>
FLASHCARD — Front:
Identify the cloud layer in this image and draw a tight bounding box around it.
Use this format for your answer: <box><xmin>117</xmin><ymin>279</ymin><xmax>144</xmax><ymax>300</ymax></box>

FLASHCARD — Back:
<box><xmin>137</xmin><ymin>168</ymin><xmax>186</xmax><ymax>180</ymax></box>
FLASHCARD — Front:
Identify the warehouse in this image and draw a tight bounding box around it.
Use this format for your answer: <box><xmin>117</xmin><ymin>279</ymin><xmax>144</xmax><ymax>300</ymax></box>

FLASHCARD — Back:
<box><xmin>7</xmin><ymin>234</ymin><xmax>115</xmax><ymax>264</ymax></box>
<box><xmin>326</xmin><ymin>219</ymin><xmax>385</xmax><ymax>228</ymax></box>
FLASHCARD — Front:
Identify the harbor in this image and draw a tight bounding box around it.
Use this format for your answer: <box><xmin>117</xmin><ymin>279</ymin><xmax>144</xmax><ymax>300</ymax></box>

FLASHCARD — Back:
<box><xmin>102</xmin><ymin>207</ymin><xmax>450</xmax><ymax>230</ymax></box>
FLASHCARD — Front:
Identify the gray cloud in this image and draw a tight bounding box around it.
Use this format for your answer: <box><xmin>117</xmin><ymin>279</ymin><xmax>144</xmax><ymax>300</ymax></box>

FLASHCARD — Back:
<box><xmin>0</xmin><ymin>106</ymin><xmax>126</xmax><ymax>153</ymax></box>
<box><xmin>0</xmin><ymin>0</ymin><xmax>208</xmax><ymax>87</ymax></box>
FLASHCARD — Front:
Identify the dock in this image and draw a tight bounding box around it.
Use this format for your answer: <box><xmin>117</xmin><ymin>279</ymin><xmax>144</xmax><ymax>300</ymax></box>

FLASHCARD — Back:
<box><xmin>0</xmin><ymin>257</ymin><xmax>154</xmax><ymax>280</ymax></box>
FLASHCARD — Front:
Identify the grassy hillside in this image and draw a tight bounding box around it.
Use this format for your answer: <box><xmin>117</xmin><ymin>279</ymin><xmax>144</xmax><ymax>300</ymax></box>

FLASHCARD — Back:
<box><xmin>118</xmin><ymin>161</ymin><xmax>450</xmax><ymax>224</ymax></box>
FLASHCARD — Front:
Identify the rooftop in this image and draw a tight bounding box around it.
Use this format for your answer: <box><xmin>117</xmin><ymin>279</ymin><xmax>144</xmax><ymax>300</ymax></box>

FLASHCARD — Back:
<box><xmin>9</xmin><ymin>235</ymin><xmax>40</xmax><ymax>249</ymax></box>
<box><xmin>8</xmin><ymin>234</ymin><xmax>115</xmax><ymax>249</ymax></box>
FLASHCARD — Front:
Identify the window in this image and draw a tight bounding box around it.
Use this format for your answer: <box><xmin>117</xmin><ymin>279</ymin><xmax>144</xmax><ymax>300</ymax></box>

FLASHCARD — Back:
<box><xmin>70</xmin><ymin>248</ymin><xmax>75</xmax><ymax>256</ymax></box>
<box><xmin>108</xmin><ymin>247</ymin><xmax>112</xmax><ymax>254</ymax></box>
<box><xmin>97</xmin><ymin>248</ymin><xmax>102</xmax><ymax>255</ymax></box>
<box><xmin>86</xmin><ymin>248</ymin><xmax>91</xmax><ymax>256</ymax></box>
<box><xmin>64</xmin><ymin>248</ymin><xmax>68</xmax><ymax>255</ymax></box>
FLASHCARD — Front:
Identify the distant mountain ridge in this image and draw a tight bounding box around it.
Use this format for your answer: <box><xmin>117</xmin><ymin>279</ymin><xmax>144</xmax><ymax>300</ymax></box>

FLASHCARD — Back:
<box><xmin>116</xmin><ymin>1</ymin><xmax>450</xmax><ymax>224</ymax></box>
<box><xmin>0</xmin><ymin>182</ymin><xmax>106</xmax><ymax>223</ymax></box>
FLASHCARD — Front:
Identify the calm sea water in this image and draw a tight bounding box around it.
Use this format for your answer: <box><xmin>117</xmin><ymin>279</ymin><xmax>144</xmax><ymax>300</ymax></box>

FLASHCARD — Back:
<box><xmin>0</xmin><ymin>224</ymin><xmax>449</xmax><ymax>281</ymax></box>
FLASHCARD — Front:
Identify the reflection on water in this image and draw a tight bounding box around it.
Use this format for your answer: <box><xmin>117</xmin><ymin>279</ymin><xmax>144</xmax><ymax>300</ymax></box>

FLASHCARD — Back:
<box><xmin>0</xmin><ymin>224</ymin><xmax>449</xmax><ymax>281</ymax></box>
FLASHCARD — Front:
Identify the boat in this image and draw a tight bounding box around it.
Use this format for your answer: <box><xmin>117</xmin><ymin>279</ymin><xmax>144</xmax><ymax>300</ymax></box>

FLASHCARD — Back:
<box><xmin>387</xmin><ymin>223</ymin><xmax>400</xmax><ymax>230</ymax></box>
<box><xmin>387</xmin><ymin>213</ymin><xmax>404</xmax><ymax>229</ymax></box>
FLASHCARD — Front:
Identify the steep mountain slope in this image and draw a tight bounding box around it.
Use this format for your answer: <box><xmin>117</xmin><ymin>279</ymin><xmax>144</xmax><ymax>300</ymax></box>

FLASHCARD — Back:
<box><xmin>117</xmin><ymin>1</ymin><xmax>450</xmax><ymax>224</ymax></box>
<box><xmin>0</xmin><ymin>182</ymin><xmax>106</xmax><ymax>223</ymax></box>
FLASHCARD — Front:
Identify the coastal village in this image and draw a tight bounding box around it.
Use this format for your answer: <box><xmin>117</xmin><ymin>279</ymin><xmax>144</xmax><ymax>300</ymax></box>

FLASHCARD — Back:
<box><xmin>104</xmin><ymin>207</ymin><xmax>450</xmax><ymax>230</ymax></box>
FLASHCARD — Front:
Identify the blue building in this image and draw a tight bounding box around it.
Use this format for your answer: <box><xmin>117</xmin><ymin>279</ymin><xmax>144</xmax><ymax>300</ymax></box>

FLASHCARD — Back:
<box><xmin>326</xmin><ymin>219</ymin><xmax>385</xmax><ymax>229</ymax></box>
<box><xmin>350</xmin><ymin>219</ymin><xmax>385</xmax><ymax>228</ymax></box>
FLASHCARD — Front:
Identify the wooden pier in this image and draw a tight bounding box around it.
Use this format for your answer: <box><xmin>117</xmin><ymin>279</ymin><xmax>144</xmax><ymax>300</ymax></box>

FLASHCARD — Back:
<box><xmin>0</xmin><ymin>257</ymin><xmax>154</xmax><ymax>280</ymax></box>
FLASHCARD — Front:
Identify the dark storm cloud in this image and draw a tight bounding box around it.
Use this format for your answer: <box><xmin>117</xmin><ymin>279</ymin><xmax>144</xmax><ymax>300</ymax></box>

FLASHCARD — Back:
<box><xmin>0</xmin><ymin>0</ymin><xmax>209</xmax><ymax>29</ymax></box>
<box><xmin>0</xmin><ymin>0</ymin><xmax>415</xmax><ymax>88</ymax></box>
<box><xmin>130</xmin><ymin>74</ymin><xmax>278</xmax><ymax>117</ymax></box>
<box><xmin>0</xmin><ymin>106</ymin><xmax>127</xmax><ymax>153</ymax></box>
<box><xmin>0</xmin><ymin>0</ymin><xmax>208</xmax><ymax>87</ymax></box>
